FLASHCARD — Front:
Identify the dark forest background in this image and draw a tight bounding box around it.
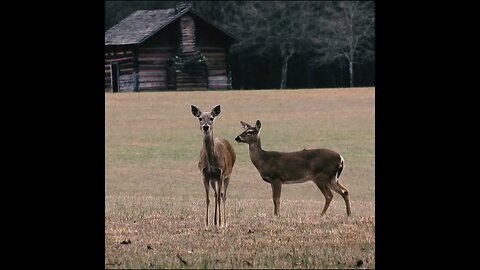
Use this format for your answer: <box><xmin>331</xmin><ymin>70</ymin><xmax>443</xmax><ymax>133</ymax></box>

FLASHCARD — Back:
<box><xmin>105</xmin><ymin>1</ymin><xmax>375</xmax><ymax>90</ymax></box>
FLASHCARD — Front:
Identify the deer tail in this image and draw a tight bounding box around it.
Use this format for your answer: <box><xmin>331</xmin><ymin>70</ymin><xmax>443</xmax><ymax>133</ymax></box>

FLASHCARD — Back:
<box><xmin>337</xmin><ymin>155</ymin><xmax>344</xmax><ymax>178</ymax></box>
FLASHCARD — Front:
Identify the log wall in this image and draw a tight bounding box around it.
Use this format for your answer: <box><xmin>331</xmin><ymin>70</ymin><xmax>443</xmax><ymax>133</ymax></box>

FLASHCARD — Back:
<box><xmin>105</xmin><ymin>50</ymin><xmax>135</xmax><ymax>92</ymax></box>
<box><xmin>137</xmin><ymin>47</ymin><xmax>175</xmax><ymax>91</ymax></box>
<box><xmin>199</xmin><ymin>46</ymin><xmax>230</xmax><ymax>90</ymax></box>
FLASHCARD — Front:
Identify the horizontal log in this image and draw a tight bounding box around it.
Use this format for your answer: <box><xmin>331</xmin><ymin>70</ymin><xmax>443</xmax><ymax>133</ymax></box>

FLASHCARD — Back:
<box><xmin>138</xmin><ymin>60</ymin><xmax>169</xmax><ymax>66</ymax></box>
<box><xmin>209</xmin><ymin>83</ymin><xmax>230</xmax><ymax>87</ymax></box>
<box><xmin>176</xmin><ymin>77</ymin><xmax>207</xmax><ymax>81</ymax></box>
<box><xmin>105</xmin><ymin>51</ymin><xmax>133</xmax><ymax>57</ymax></box>
<box><xmin>119</xmin><ymin>68</ymin><xmax>134</xmax><ymax>75</ymax></box>
<box><xmin>139</xmin><ymin>50</ymin><xmax>172</xmax><ymax>54</ymax></box>
<box><xmin>209</xmin><ymin>81</ymin><xmax>228</xmax><ymax>85</ymax></box>
<box><xmin>138</xmin><ymin>70</ymin><xmax>167</xmax><ymax>76</ymax></box>
<box><xmin>203</xmin><ymin>53</ymin><xmax>225</xmax><ymax>59</ymax></box>
<box><xmin>176</xmin><ymin>70</ymin><xmax>207</xmax><ymax>74</ymax></box>
<box><xmin>176</xmin><ymin>76</ymin><xmax>207</xmax><ymax>80</ymax></box>
<box><xmin>138</xmin><ymin>55</ymin><xmax>171</xmax><ymax>61</ymax></box>
<box><xmin>105</xmin><ymin>52</ymin><xmax>133</xmax><ymax>57</ymax></box>
<box><xmin>138</xmin><ymin>87</ymin><xmax>169</xmax><ymax>91</ymax></box>
<box><xmin>203</xmin><ymin>52</ymin><xmax>226</xmax><ymax>57</ymax></box>
<box><xmin>209</xmin><ymin>81</ymin><xmax>230</xmax><ymax>85</ymax></box>
<box><xmin>139</xmin><ymin>82</ymin><xmax>167</xmax><ymax>89</ymax></box>
<box><xmin>139</xmin><ymin>64</ymin><xmax>169</xmax><ymax>70</ymax></box>
<box><xmin>115</xmin><ymin>51</ymin><xmax>132</xmax><ymax>55</ymax></box>
<box><xmin>139</xmin><ymin>47</ymin><xmax>175</xmax><ymax>52</ymax></box>
<box><xmin>209</xmin><ymin>79</ymin><xmax>228</xmax><ymax>83</ymax></box>
<box><xmin>138</xmin><ymin>50</ymin><xmax>175</xmax><ymax>56</ymax></box>
<box><xmin>209</xmin><ymin>75</ymin><xmax>227</xmax><ymax>79</ymax></box>
<box><xmin>105</xmin><ymin>57</ymin><xmax>134</xmax><ymax>63</ymax></box>
<box><xmin>139</xmin><ymin>77</ymin><xmax>167</xmax><ymax>83</ymax></box>
<box><xmin>177</xmin><ymin>83</ymin><xmax>207</xmax><ymax>89</ymax></box>
<box><xmin>207</xmin><ymin>70</ymin><xmax>227</xmax><ymax>76</ymax></box>
<box><xmin>209</xmin><ymin>82</ymin><xmax>229</xmax><ymax>86</ymax></box>
<box><xmin>176</xmin><ymin>75</ymin><xmax>207</xmax><ymax>80</ymax></box>
<box><xmin>176</xmin><ymin>68</ymin><xmax>207</xmax><ymax>72</ymax></box>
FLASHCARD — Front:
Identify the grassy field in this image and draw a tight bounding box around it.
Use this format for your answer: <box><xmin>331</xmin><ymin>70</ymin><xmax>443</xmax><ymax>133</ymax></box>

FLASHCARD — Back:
<box><xmin>105</xmin><ymin>88</ymin><xmax>375</xmax><ymax>269</ymax></box>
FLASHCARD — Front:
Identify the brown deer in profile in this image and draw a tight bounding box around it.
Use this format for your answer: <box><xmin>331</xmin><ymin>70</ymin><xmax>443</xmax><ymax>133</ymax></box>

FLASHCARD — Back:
<box><xmin>234</xmin><ymin>120</ymin><xmax>351</xmax><ymax>217</ymax></box>
<box><xmin>191</xmin><ymin>105</ymin><xmax>236</xmax><ymax>227</ymax></box>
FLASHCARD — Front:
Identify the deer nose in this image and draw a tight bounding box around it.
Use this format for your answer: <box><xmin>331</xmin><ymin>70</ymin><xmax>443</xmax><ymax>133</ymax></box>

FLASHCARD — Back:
<box><xmin>202</xmin><ymin>125</ymin><xmax>209</xmax><ymax>131</ymax></box>
<box><xmin>235</xmin><ymin>136</ymin><xmax>242</xmax><ymax>142</ymax></box>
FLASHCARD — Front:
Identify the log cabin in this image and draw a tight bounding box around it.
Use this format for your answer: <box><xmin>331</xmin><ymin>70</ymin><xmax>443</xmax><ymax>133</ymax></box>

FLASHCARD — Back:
<box><xmin>105</xmin><ymin>5</ymin><xmax>238</xmax><ymax>92</ymax></box>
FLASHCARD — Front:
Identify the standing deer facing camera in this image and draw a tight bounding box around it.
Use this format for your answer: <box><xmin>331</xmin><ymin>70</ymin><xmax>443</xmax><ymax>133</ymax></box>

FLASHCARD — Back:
<box><xmin>191</xmin><ymin>105</ymin><xmax>236</xmax><ymax>227</ymax></box>
<box><xmin>234</xmin><ymin>120</ymin><xmax>351</xmax><ymax>217</ymax></box>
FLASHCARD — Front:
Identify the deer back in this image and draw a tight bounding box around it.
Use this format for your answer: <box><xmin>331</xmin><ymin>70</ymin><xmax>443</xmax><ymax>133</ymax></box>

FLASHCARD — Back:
<box><xmin>254</xmin><ymin>148</ymin><xmax>341</xmax><ymax>182</ymax></box>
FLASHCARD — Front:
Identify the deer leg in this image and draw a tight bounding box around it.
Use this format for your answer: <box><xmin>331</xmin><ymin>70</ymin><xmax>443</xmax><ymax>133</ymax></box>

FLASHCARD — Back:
<box><xmin>211</xmin><ymin>181</ymin><xmax>218</xmax><ymax>226</ymax></box>
<box><xmin>271</xmin><ymin>180</ymin><xmax>282</xmax><ymax>216</ymax></box>
<box><xmin>314</xmin><ymin>181</ymin><xmax>333</xmax><ymax>216</ymax></box>
<box><xmin>329</xmin><ymin>181</ymin><xmax>351</xmax><ymax>216</ymax></box>
<box><xmin>217</xmin><ymin>179</ymin><xmax>223</xmax><ymax>227</ymax></box>
<box><xmin>222</xmin><ymin>177</ymin><xmax>230</xmax><ymax>227</ymax></box>
<box><xmin>203</xmin><ymin>177</ymin><xmax>210</xmax><ymax>227</ymax></box>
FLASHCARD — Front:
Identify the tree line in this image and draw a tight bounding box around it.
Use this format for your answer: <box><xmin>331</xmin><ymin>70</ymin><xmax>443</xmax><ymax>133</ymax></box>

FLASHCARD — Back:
<box><xmin>105</xmin><ymin>1</ymin><xmax>375</xmax><ymax>89</ymax></box>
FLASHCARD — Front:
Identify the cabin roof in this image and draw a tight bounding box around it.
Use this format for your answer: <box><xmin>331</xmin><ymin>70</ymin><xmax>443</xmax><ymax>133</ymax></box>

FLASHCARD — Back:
<box><xmin>105</xmin><ymin>7</ymin><xmax>238</xmax><ymax>46</ymax></box>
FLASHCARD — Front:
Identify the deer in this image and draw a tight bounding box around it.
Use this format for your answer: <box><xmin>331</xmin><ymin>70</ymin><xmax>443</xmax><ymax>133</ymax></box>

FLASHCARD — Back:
<box><xmin>234</xmin><ymin>120</ymin><xmax>351</xmax><ymax>217</ymax></box>
<box><xmin>191</xmin><ymin>104</ymin><xmax>236</xmax><ymax>227</ymax></box>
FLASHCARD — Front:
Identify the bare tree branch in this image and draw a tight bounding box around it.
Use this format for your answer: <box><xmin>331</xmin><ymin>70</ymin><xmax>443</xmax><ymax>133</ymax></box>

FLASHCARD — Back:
<box><xmin>309</xmin><ymin>1</ymin><xmax>375</xmax><ymax>87</ymax></box>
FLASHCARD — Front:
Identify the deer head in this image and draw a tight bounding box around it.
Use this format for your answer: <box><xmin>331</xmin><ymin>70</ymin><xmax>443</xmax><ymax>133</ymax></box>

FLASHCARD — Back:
<box><xmin>234</xmin><ymin>120</ymin><xmax>262</xmax><ymax>144</ymax></box>
<box><xmin>191</xmin><ymin>105</ymin><xmax>221</xmax><ymax>134</ymax></box>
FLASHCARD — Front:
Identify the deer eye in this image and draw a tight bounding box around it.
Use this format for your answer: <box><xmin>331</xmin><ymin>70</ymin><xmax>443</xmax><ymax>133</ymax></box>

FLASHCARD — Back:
<box><xmin>246</xmin><ymin>130</ymin><xmax>253</xmax><ymax>134</ymax></box>
<box><xmin>198</xmin><ymin>117</ymin><xmax>202</xmax><ymax>121</ymax></box>
<box><xmin>210</xmin><ymin>117</ymin><xmax>214</xmax><ymax>121</ymax></box>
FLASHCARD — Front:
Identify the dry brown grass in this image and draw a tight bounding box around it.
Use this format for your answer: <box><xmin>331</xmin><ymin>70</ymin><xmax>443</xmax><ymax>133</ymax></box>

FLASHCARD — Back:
<box><xmin>105</xmin><ymin>88</ymin><xmax>375</xmax><ymax>269</ymax></box>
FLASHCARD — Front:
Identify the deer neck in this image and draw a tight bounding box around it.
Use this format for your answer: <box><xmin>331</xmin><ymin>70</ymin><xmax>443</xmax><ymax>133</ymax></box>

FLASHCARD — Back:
<box><xmin>202</xmin><ymin>131</ymin><xmax>218</xmax><ymax>168</ymax></box>
<box><xmin>248</xmin><ymin>137</ymin><xmax>265</xmax><ymax>167</ymax></box>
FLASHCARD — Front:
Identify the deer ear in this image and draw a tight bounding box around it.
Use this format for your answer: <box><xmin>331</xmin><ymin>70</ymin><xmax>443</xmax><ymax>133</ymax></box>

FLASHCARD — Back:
<box><xmin>191</xmin><ymin>105</ymin><xmax>201</xmax><ymax>117</ymax></box>
<box><xmin>256</xmin><ymin>120</ymin><xmax>261</xmax><ymax>130</ymax></box>
<box><xmin>211</xmin><ymin>104</ymin><xmax>221</xmax><ymax>117</ymax></box>
<box><xmin>240</xmin><ymin>121</ymin><xmax>251</xmax><ymax>130</ymax></box>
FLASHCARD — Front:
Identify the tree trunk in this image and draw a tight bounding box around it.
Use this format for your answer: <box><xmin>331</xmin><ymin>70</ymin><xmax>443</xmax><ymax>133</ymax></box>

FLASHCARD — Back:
<box><xmin>280</xmin><ymin>55</ymin><xmax>292</xmax><ymax>89</ymax></box>
<box><xmin>280</xmin><ymin>43</ymin><xmax>294</xmax><ymax>89</ymax></box>
<box><xmin>280</xmin><ymin>58</ymin><xmax>287</xmax><ymax>89</ymax></box>
<box><xmin>349</xmin><ymin>59</ymin><xmax>354</xmax><ymax>87</ymax></box>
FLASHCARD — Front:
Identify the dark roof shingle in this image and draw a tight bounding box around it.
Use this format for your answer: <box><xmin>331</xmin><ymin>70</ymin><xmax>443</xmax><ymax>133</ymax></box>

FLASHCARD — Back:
<box><xmin>105</xmin><ymin>9</ymin><xmax>178</xmax><ymax>45</ymax></box>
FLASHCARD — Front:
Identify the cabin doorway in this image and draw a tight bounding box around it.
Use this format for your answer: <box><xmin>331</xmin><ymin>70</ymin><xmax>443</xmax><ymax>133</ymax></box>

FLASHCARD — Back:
<box><xmin>111</xmin><ymin>62</ymin><xmax>119</xmax><ymax>93</ymax></box>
